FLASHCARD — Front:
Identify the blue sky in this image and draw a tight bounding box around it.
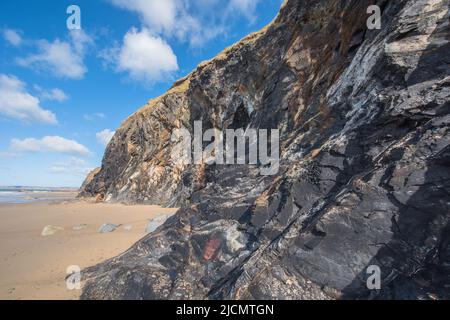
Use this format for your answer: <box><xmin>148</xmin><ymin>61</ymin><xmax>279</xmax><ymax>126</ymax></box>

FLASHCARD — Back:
<box><xmin>0</xmin><ymin>0</ymin><xmax>282</xmax><ymax>187</ymax></box>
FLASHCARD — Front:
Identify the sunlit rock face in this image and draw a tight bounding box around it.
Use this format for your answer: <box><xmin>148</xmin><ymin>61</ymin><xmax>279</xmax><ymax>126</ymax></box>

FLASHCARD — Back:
<box><xmin>80</xmin><ymin>0</ymin><xmax>450</xmax><ymax>300</ymax></box>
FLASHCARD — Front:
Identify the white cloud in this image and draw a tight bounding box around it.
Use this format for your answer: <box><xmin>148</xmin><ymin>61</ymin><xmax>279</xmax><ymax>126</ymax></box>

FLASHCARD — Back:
<box><xmin>16</xmin><ymin>30</ymin><xmax>92</xmax><ymax>79</ymax></box>
<box><xmin>110</xmin><ymin>0</ymin><xmax>178</xmax><ymax>35</ymax></box>
<box><xmin>0</xmin><ymin>152</ymin><xmax>18</xmax><ymax>158</ymax></box>
<box><xmin>102</xmin><ymin>0</ymin><xmax>268</xmax><ymax>82</ymax></box>
<box><xmin>50</xmin><ymin>157</ymin><xmax>94</xmax><ymax>175</ymax></box>
<box><xmin>69</xmin><ymin>29</ymin><xmax>92</xmax><ymax>56</ymax></box>
<box><xmin>33</xmin><ymin>86</ymin><xmax>68</xmax><ymax>102</ymax></box>
<box><xmin>228</xmin><ymin>0</ymin><xmax>260</xmax><ymax>22</ymax></box>
<box><xmin>2</xmin><ymin>29</ymin><xmax>23</xmax><ymax>46</ymax></box>
<box><xmin>0</xmin><ymin>74</ymin><xmax>58</xmax><ymax>124</ymax></box>
<box><xmin>42</xmin><ymin>88</ymin><xmax>68</xmax><ymax>102</ymax></box>
<box><xmin>108</xmin><ymin>0</ymin><xmax>262</xmax><ymax>47</ymax></box>
<box><xmin>102</xmin><ymin>27</ymin><xmax>178</xmax><ymax>82</ymax></box>
<box><xmin>83</xmin><ymin>113</ymin><xmax>106</xmax><ymax>121</ymax></box>
<box><xmin>11</xmin><ymin>136</ymin><xmax>90</xmax><ymax>156</ymax></box>
<box><xmin>96</xmin><ymin>129</ymin><xmax>115</xmax><ymax>146</ymax></box>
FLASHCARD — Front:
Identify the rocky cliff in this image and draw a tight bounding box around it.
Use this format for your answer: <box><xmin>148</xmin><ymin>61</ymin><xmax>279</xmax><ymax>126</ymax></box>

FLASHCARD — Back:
<box><xmin>80</xmin><ymin>0</ymin><xmax>450</xmax><ymax>299</ymax></box>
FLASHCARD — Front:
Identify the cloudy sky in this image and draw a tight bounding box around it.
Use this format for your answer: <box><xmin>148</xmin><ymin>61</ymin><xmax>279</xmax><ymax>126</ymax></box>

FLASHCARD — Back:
<box><xmin>0</xmin><ymin>0</ymin><xmax>281</xmax><ymax>187</ymax></box>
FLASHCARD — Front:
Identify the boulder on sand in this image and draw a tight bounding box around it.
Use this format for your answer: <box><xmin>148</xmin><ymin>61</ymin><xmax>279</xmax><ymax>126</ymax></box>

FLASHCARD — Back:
<box><xmin>145</xmin><ymin>215</ymin><xmax>172</xmax><ymax>234</ymax></box>
<box><xmin>98</xmin><ymin>223</ymin><xmax>119</xmax><ymax>233</ymax></box>
<box><xmin>41</xmin><ymin>225</ymin><xmax>64</xmax><ymax>236</ymax></box>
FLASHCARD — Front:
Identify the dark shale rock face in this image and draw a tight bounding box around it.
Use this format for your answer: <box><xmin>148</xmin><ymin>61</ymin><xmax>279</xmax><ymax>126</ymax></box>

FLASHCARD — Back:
<box><xmin>80</xmin><ymin>0</ymin><xmax>450</xmax><ymax>300</ymax></box>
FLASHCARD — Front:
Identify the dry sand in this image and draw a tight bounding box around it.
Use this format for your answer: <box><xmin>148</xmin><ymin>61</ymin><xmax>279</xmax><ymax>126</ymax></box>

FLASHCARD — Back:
<box><xmin>0</xmin><ymin>197</ymin><xmax>177</xmax><ymax>300</ymax></box>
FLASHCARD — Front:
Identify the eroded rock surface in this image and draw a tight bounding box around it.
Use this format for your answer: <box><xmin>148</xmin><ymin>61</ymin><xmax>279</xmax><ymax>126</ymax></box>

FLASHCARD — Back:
<box><xmin>80</xmin><ymin>0</ymin><xmax>450</xmax><ymax>300</ymax></box>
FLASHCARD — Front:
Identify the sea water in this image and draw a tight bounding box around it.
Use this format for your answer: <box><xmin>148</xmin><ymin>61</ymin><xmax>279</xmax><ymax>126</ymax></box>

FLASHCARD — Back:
<box><xmin>0</xmin><ymin>188</ymin><xmax>75</xmax><ymax>204</ymax></box>
<box><xmin>0</xmin><ymin>191</ymin><xmax>32</xmax><ymax>204</ymax></box>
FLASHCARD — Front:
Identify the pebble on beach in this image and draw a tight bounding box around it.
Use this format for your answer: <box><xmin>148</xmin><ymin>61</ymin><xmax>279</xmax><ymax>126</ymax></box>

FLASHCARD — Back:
<box><xmin>73</xmin><ymin>224</ymin><xmax>88</xmax><ymax>231</ymax></box>
<box><xmin>41</xmin><ymin>225</ymin><xmax>65</xmax><ymax>236</ymax></box>
<box><xmin>123</xmin><ymin>225</ymin><xmax>133</xmax><ymax>231</ymax></box>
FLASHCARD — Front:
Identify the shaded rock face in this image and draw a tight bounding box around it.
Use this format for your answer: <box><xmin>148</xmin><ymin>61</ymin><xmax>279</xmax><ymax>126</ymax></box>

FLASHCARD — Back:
<box><xmin>80</xmin><ymin>0</ymin><xmax>450</xmax><ymax>300</ymax></box>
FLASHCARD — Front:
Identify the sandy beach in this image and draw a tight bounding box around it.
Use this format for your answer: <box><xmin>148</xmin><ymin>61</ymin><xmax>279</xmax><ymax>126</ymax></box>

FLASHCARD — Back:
<box><xmin>0</xmin><ymin>197</ymin><xmax>177</xmax><ymax>300</ymax></box>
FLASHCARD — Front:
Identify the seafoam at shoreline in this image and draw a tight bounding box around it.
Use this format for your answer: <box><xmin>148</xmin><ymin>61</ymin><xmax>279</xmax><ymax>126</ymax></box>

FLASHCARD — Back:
<box><xmin>0</xmin><ymin>187</ymin><xmax>78</xmax><ymax>204</ymax></box>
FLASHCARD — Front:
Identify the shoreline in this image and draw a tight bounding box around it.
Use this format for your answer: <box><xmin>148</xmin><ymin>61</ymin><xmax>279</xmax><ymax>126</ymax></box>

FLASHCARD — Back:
<box><xmin>0</xmin><ymin>199</ymin><xmax>178</xmax><ymax>300</ymax></box>
<box><xmin>0</xmin><ymin>190</ymin><xmax>78</xmax><ymax>205</ymax></box>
